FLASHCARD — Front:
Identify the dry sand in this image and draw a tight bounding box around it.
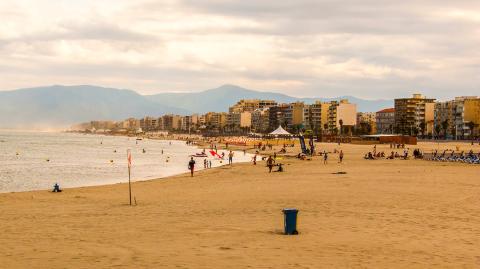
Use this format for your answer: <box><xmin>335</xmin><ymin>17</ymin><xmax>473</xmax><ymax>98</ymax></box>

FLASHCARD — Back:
<box><xmin>1</xmin><ymin>141</ymin><xmax>479</xmax><ymax>268</ymax></box>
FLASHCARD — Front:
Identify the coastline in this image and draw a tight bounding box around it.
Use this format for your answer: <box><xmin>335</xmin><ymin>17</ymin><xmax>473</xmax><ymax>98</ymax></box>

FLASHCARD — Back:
<box><xmin>0</xmin><ymin>131</ymin><xmax>256</xmax><ymax>194</ymax></box>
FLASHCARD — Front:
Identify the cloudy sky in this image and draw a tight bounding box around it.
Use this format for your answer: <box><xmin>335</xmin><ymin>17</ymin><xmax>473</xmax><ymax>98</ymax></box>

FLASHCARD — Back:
<box><xmin>1</xmin><ymin>0</ymin><xmax>479</xmax><ymax>99</ymax></box>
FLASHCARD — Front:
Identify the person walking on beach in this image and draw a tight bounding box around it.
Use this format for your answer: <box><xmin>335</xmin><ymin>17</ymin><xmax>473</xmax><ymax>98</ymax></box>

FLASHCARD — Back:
<box><xmin>228</xmin><ymin>151</ymin><xmax>234</xmax><ymax>165</ymax></box>
<box><xmin>266</xmin><ymin>155</ymin><xmax>275</xmax><ymax>173</ymax></box>
<box><xmin>323</xmin><ymin>151</ymin><xmax>328</xmax><ymax>164</ymax></box>
<box><xmin>252</xmin><ymin>154</ymin><xmax>257</xmax><ymax>165</ymax></box>
<box><xmin>188</xmin><ymin>157</ymin><xmax>196</xmax><ymax>177</ymax></box>
<box><xmin>203</xmin><ymin>159</ymin><xmax>207</xmax><ymax>169</ymax></box>
<box><xmin>339</xmin><ymin>150</ymin><xmax>344</xmax><ymax>163</ymax></box>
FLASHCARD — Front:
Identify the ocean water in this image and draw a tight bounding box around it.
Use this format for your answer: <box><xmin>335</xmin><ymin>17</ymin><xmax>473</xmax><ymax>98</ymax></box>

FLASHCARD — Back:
<box><xmin>0</xmin><ymin>131</ymin><xmax>252</xmax><ymax>193</ymax></box>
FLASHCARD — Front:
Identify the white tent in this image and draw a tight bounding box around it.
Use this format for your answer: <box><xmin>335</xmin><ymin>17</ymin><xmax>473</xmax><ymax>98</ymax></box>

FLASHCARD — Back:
<box><xmin>269</xmin><ymin>125</ymin><xmax>292</xmax><ymax>136</ymax></box>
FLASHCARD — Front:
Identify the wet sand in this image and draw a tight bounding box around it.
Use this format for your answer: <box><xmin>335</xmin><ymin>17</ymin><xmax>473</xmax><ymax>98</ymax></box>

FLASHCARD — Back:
<box><xmin>1</xmin><ymin>141</ymin><xmax>479</xmax><ymax>268</ymax></box>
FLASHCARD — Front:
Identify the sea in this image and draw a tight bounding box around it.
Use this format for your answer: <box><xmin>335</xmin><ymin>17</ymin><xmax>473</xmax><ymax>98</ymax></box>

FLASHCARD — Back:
<box><xmin>0</xmin><ymin>130</ymin><xmax>252</xmax><ymax>193</ymax></box>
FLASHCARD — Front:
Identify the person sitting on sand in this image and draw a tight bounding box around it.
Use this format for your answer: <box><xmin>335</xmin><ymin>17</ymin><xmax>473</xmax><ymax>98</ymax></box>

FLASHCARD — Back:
<box><xmin>188</xmin><ymin>157</ymin><xmax>196</xmax><ymax>177</ymax></box>
<box><xmin>52</xmin><ymin>183</ymin><xmax>62</xmax><ymax>193</ymax></box>
<box><xmin>297</xmin><ymin>153</ymin><xmax>306</xmax><ymax>160</ymax></box>
<box><xmin>266</xmin><ymin>156</ymin><xmax>275</xmax><ymax>173</ymax></box>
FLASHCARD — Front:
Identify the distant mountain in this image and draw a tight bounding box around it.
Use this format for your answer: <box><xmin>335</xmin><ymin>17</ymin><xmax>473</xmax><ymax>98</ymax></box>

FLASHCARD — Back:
<box><xmin>0</xmin><ymin>84</ymin><xmax>393</xmax><ymax>128</ymax></box>
<box><xmin>0</xmin><ymin>85</ymin><xmax>189</xmax><ymax>128</ymax></box>
<box><xmin>146</xmin><ymin>84</ymin><xmax>393</xmax><ymax>113</ymax></box>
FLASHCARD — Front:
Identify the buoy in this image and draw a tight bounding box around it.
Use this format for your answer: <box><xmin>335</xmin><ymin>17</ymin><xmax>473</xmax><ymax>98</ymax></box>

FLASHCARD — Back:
<box><xmin>46</xmin><ymin>159</ymin><xmax>50</xmax><ymax>162</ymax></box>
<box><xmin>110</xmin><ymin>160</ymin><xmax>114</xmax><ymax>163</ymax></box>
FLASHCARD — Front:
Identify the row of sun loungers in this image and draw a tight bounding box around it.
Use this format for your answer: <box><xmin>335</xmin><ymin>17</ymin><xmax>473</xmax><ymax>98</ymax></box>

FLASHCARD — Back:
<box><xmin>424</xmin><ymin>153</ymin><xmax>480</xmax><ymax>164</ymax></box>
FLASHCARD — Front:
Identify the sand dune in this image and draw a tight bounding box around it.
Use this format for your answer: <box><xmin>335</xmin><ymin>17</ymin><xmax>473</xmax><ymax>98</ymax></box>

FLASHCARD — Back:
<box><xmin>1</xmin><ymin>141</ymin><xmax>479</xmax><ymax>268</ymax></box>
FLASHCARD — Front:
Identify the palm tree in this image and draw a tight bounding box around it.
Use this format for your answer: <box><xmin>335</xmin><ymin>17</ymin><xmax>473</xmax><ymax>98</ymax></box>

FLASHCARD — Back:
<box><xmin>339</xmin><ymin>119</ymin><xmax>344</xmax><ymax>136</ymax></box>
<box><xmin>434</xmin><ymin>124</ymin><xmax>441</xmax><ymax>139</ymax></box>
<box><xmin>466</xmin><ymin>121</ymin><xmax>476</xmax><ymax>139</ymax></box>
<box><xmin>419</xmin><ymin>122</ymin><xmax>426</xmax><ymax>138</ymax></box>
<box><xmin>441</xmin><ymin>120</ymin><xmax>449</xmax><ymax>139</ymax></box>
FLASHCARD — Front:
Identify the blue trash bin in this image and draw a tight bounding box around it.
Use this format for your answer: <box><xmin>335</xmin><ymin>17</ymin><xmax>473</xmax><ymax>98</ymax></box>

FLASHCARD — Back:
<box><xmin>282</xmin><ymin>208</ymin><xmax>299</xmax><ymax>235</ymax></box>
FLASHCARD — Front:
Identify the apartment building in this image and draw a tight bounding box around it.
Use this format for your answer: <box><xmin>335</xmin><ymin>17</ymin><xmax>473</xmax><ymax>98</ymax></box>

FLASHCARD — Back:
<box><xmin>204</xmin><ymin>112</ymin><xmax>227</xmax><ymax>130</ymax></box>
<box><xmin>139</xmin><ymin>117</ymin><xmax>158</xmax><ymax>131</ymax></box>
<box><xmin>251</xmin><ymin>108</ymin><xmax>270</xmax><ymax>133</ymax></box>
<box><xmin>394</xmin><ymin>94</ymin><xmax>435</xmax><ymax>135</ymax></box>
<box><xmin>268</xmin><ymin>104</ymin><xmax>289</xmax><ymax>131</ymax></box>
<box><xmin>303</xmin><ymin>101</ymin><xmax>329</xmax><ymax>132</ymax></box>
<box><xmin>356</xmin><ymin>112</ymin><xmax>376</xmax><ymax>134</ymax></box>
<box><xmin>229</xmin><ymin>99</ymin><xmax>277</xmax><ymax>113</ymax></box>
<box><xmin>453</xmin><ymin>96</ymin><xmax>480</xmax><ymax>139</ymax></box>
<box><xmin>327</xmin><ymin>100</ymin><xmax>357</xmax><ymax>134</ymax></box>
<box><xmin>375</xmin><ymin>108</ymin><xmax>395</xmax><ymax>134</ymax></box>
<box><xmin>284</xmin><ymin>102</ymin><xmax>305</xmax><ymax>130</ymax></box>
<box><xmin>434</xmin><ymin>100</ymin><xmax>456</xmax><ymax>138</ymax></box>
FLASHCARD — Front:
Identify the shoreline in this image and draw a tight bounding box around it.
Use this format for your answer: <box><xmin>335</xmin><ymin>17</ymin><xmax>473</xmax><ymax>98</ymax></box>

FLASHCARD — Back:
<box><xmin>0</xmin><ymin>131</ymin><xmax>256</xmax><ymax>194</ymax></box>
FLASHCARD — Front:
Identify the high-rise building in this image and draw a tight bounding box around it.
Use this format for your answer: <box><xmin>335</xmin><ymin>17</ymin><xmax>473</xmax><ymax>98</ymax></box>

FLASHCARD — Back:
<box><xmin>226</xmin><ymin>111</ymin><xmax>252</xmax><ymax>131</ymax></box>
<box><xmin>303</xmin><ymin>101</ymin><xmax>329</xmax><ymax>133</ymax></box>
<box><xmin>327</xmin><ymin>100</ymin><xmax>357</xmax><ymax>134</ymax></box>
<box><xmin>284</xmin><ymin>102</ymin><xmax>305</xmax><ymax>131</ymax></box>
<box><xmin>356</xmin><ymin>112</ymin><xmax>376</xmax><ymax>134</ymax></box>
<box><xmin>394</xmin><ymin>94</ymin><xmax>435</xmax><ymax>135</ymax></box>
<box><xmin>453</xmin><ymin>96</ymin><xmax>480</xmax><ymax>139</ymax></box>
<box><xmin>204</xmin><ymin>112</ymin><xmax>227</xmax><ymax>130</ymax></box>
<box><xmin>251</xmin><ymin>108</ymin><xmax>270</xmax><ymax>133</ymax></box>
<box><xmin>139</xmin><ymin>117</ymin><xmax>158</xmax><ymax>131</ymax></box>
<box><xmin>375</xmin><ymin>108</ymin><xmax>395</xmax><ymax>134</ymax></box>
<box><xmin>434</xmin><ymin>100</ymin><xmax>456</xmax><ymax>138</ymax></box>
<box><xmin>229</xmin><ymin>99</ymin><xmax>277</xmax><ymax>113</ymax></box>
<box><xmin>268</xmin><ymin>104</ymin><xmax>289</xmax><ymax>131</ymax></box>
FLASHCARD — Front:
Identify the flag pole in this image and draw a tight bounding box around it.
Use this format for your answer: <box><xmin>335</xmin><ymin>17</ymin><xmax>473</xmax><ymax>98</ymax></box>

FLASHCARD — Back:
<box><xmin>127</xmin><ymin>149</ymin><xmax>132</xmax><ymax>206</ymax></box>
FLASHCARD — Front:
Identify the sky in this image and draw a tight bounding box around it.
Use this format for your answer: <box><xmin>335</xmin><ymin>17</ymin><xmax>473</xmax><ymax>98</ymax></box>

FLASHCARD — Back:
<box><xmin>0</xmin><ymin>0</ymin><xmax>479</xmax><ymax>99</ymax></box>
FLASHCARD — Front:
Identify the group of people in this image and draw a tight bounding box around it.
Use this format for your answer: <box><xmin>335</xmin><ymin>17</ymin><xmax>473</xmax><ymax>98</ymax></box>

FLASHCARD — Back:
<box><xmin>188</xmin><ymin>150</ymin><xmax>236</xmax><ymax>177</ymax></box>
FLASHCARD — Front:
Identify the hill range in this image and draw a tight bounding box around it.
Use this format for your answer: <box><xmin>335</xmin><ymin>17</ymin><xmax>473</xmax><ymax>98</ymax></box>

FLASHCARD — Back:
<box><xmin>0</xmin><ymin>84</ymin><xmax>392</xmax><ymax>128</ymax></box>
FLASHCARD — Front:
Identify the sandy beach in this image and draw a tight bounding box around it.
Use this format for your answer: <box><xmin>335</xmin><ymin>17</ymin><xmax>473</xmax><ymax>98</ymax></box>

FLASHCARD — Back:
<box><xmin>1</xmin><ymin>141</ymin><xmax>479</xmax><ymax>268</ymax></box>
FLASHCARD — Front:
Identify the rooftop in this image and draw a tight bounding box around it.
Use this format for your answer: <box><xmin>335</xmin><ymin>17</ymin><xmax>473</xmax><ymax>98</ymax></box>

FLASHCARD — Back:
<box><xmin>376</xmin><ymin>108</ymin><xmax>395</xmax><ymax>113</ymax></box>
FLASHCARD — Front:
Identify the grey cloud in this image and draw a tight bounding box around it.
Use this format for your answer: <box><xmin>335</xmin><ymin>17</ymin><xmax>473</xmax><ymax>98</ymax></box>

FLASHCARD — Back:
<box><xmin>0</xmin><ymin>0</ymin><xmax>479</xmax><ymax>99</ymax></box>
<box><xmin>179</xmin><ymin>0</ymin><xmax>480</xmax><ymax>35</ymax></box>
<box><xmin>1</xmin><ymin>21</ymin><xmax>157</xmax><ymax>44</ymax></box>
